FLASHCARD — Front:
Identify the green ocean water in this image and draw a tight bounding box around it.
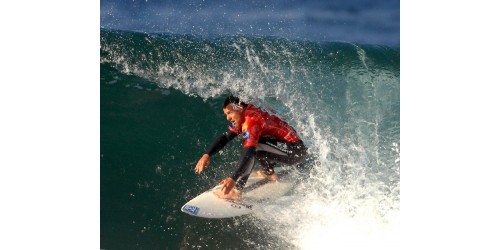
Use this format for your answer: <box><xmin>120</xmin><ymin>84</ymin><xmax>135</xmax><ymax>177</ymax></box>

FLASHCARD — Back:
<box><xmin>100</xmin><ymin>29</ymin><xmax>400</xmax><ymax>249</ymax></box>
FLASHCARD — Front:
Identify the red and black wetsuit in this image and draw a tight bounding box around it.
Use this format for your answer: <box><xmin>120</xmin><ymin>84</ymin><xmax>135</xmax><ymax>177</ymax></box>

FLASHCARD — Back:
<box><xmin>206</xmin><ymin>104</ymin><xmax>308</xmax><ymax>190</ymax></box>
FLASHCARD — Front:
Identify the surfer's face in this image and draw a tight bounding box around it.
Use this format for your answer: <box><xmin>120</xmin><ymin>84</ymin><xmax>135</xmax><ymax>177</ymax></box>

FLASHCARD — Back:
<box><xmin>223</xmin><ymin>104</ymin><xmax>244</xmax><ymax>127</ymax></box>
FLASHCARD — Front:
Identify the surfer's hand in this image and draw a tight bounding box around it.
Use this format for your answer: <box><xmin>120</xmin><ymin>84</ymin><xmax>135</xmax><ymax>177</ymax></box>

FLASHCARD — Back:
<box><xmin>219</xmin><ymin>178</ymin><xmax>236</xmax><ymax>195</ymax></box>
<box><xmin>195</xmin><ymin>154</ymin><xmax>210</xmax><ymax>174</ymax></box>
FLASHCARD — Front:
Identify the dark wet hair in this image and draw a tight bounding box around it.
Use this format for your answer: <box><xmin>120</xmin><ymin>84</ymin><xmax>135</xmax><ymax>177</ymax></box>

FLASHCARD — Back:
<box><xmin>223</xmin><ymin>95</ymin><xmax>248</xmax><ymax>108</ymax></box>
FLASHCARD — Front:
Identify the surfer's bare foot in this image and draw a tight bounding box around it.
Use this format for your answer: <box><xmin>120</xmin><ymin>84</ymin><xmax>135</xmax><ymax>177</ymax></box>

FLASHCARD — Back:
<box><xmin>255</xmin><ymin>170</ymin><xmax>278</xmax><ymax>181</ymax></box>
<box><xmin>214</xmin><ymin>188</ymin><xmax>242</xmax><ymax>201</ymax></box>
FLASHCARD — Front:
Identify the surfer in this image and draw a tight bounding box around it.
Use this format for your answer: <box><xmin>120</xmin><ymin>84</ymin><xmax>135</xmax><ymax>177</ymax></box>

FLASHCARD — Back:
<box><xmin>195</xmin><ymin>95</ymin><xmax>308</xmax><ymax>200</ymax></box>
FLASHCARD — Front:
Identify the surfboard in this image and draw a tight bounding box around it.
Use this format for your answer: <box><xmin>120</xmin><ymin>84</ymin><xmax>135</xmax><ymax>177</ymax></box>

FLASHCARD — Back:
<box><xmin>181</xmin><ymin>167</ymin><xmax>295</xmax><ymax>218</ymax></box>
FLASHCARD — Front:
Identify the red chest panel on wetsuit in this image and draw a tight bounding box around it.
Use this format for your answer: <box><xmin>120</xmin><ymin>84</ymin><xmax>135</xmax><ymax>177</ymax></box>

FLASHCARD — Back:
<box><xmin>228</xmin><ymin>105</ymin><xmax>299</xmax><ymax>147</ymax></box>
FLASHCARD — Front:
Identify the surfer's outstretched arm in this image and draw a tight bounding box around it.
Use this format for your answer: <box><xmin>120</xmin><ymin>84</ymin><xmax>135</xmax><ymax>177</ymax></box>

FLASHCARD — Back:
<box><xmin>195</xmin><ymin>130</ymin><xmax>237</xmax><ymax>174</ymax></box>
<box><xmin>207</xmin><ymin>130</ymin><xmax>238</xmax><ymax>156</ymax></box>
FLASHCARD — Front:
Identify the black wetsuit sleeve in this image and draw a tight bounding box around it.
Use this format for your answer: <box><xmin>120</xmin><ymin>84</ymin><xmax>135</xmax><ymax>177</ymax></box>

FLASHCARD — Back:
<box><xmin>205</xmin><ymin>130</ymin><xmax>237</xmax><ymax>156</ymax></box>
<box><xmin>231</xmin><ymin>146</ymin><xmax>256</xmax><ymax>181</ymax></box>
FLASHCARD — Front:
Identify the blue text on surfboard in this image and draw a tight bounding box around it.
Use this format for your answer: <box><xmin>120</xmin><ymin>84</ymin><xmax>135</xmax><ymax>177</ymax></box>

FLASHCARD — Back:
<box><xmin>183</xmin><ymin>205</ymin><xmax>200</xmax><ymax>215</ymax></box>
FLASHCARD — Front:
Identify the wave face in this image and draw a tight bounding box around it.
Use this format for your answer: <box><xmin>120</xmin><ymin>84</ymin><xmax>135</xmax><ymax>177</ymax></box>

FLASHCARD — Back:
<box><xmin>100</xmin><ymin>29</ymin><xmax>400</xmax><ymax>249</ymax></box>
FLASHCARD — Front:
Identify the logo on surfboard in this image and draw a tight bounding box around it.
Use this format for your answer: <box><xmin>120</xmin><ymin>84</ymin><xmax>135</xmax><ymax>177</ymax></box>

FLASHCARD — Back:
<box><xmin>182</xmin><ymin>205</ymin><xmax>200</xmax><ymax>215</ymax></box>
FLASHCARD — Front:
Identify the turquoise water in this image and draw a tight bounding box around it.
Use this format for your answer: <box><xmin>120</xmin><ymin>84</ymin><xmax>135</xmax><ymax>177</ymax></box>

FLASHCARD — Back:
<box><xmin>100</xmin><ymin>29</ymin><xmax>400</xmax><ymax>249</ymax></box>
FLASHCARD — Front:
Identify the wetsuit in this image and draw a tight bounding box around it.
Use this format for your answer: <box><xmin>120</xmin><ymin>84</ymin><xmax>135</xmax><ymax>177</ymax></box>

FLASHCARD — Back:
<box><xmin>206</xmin><ymin>104</ymin><xmax>308</xmax><ymax>190</ymax></box>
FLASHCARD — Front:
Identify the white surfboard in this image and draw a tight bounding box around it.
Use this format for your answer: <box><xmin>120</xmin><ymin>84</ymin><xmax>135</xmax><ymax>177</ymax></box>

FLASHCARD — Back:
<box><xmin>181</xmin><ymin>167</ymin><xmax>295</xmax><ymax>218</ymax></box>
